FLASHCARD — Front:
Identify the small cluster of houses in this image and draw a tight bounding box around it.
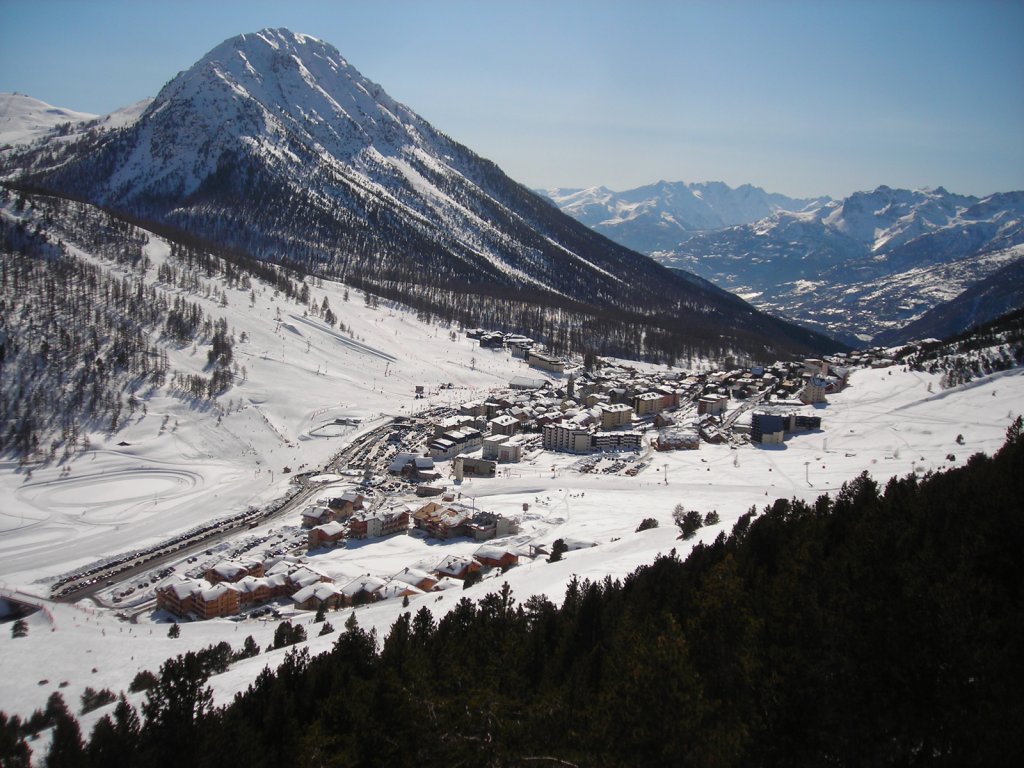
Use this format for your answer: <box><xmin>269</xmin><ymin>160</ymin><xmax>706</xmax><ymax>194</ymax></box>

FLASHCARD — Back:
<box><xmin>156</xmin><ymin>557</ymin><xmax>333</xmax><ymax>620</ymax></box>
<box><xmin>156</xmin><ymin>533</ymin><xmax>522</xmax><ymax>620</ymax></box>
<box><xmin>303</xmin><ymin>492</ymin><xmax>518</xmax><ymax>552</ymax></box>
<box><xmin>467</xmin><ymin>329</ymin><xmax>568</xmax><ymax>373</ymax></box>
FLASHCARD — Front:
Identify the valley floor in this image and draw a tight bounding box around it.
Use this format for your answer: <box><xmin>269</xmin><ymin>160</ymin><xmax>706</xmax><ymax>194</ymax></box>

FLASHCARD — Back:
<box><xmin>2</xmin><ymin>363</ymin><xmax>1021</xmax><ymax>729</ymax></box>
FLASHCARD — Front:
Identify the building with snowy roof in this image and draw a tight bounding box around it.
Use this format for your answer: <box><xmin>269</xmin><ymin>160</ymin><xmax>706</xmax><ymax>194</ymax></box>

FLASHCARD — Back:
<box><xmin>474</xmin><ymin>544</ymin><xmax>519</xmax><ymax>570</ymax></box>
<box><xmin>592</xmin><ymin>430</ymin><xmax>644</xmax><ymax>452</ymax></box>
<box><xmin>509</xmin><ymin>375</ymin><xmax>550</xmax><ymax>390</ymax></box>
<box><xmin>193</xmin><ymin>583</ymin><xmax>240</xmax><ymax>619</ymax></box>
<box><xmin>341</xmin><ymin>575</ymin><xmax>388</xmax><ymax>605</ymax></box>
<box><xmin>489</xmin><ymin>413</ymin><xmax>520</xmax><ymax>436</ymax></box>
<box><xmin>155</xmin><ymin>579</ymin><xmax>205</xmax><ymax>618</ymax></box>
<box><xmin>307</xmin><ymin>520</ymin><xmax>347</xmax><ymax>550</ymax></box>
<box><xmin>301</xmin><ymin>505</ymin><xmax>336</xmax><ymax>529</ymax></box>
<box><xmin>698</xmin><ymin>394</ymin><xmax>729</xmax><ymax>416</ymax></box>
<box><xmin>800</xmin><ymin>376</ymin><xmax>829</xmax><ymax>404</ymax></box>
<box><xmin>655</xmin><ymin>426</ymin><xmax>700</xmax><ymax>451</ymax></box>
<box><xmin>434</xmin><ymin>554</ymin><xmax>482</xmax><ymax>581</ymax></box>
<box><xmin>598</xmin><ymin>402</ymin><xmax>634</xmax><ymax>429</ymax></box>
<box><xmin>378</xmin><ymin>581</ymin><xmax>425</xmax><ymax>601</ymax></box>
<box><xmin>391</xmin><ymin>567</ymin><xmax>438</xmax><ymax>592</ymax></box>
<box><xmin>291</xmin><ymin>582</ymin><xmax>344</xmax><ymax>611</ymax></box>
<box><xmin>233</xmin><ymin>576</ymin><xmax>276</xmax><ymax>606</ymax></box>
<box><xmin>543</xmin><ymin>422</ymin><xmax>593</xmax><ymax>454</ymax></box>
<box><xmin>204</xmin><ymin>559</ymin><xmax>264</xmax><ymax>584</ymax></box>
<box><xmin>527</xmin><ymin>350</ymin><xmax>566</xmax><ymax>373</ymax></box>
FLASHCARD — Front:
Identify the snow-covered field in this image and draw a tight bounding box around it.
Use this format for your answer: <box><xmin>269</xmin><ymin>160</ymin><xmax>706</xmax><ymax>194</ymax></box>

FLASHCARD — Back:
<box><xmin>1</xmin><ymin>227</ymin><xmax>1022</xmax><ymax>729</ymax></box>
<box><xmin>3</xmin><ymin>356</ymin><xmax>1020</xmax><ymax>725</ymax></box>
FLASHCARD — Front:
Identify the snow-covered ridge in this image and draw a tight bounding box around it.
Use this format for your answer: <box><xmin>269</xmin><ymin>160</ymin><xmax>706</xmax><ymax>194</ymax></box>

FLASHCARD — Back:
<box><xmin>0</xmin><ymin>93</ymin><xmax>97</xmax><ymax>146</ymax></box>
<box><xmin>647</xmin><ymin>184</ymin><xmax>1024</xmax><ymax>345</ymax></box>
<box><xmin>540</xmin><ymin>180</ymin><xmax>829</xmax><ymax>253</ymax></box>
<box><xmin>0</xmin><ymin>93</ymin><xmax>153</xmax><ymax>150</ymax></box>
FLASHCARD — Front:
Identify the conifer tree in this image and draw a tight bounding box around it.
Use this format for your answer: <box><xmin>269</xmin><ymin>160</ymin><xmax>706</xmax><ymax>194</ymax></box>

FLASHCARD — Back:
<box><xmin>42</xmin><ymin>693</ymin><xmax>84</xmax><ymax>768</ymax></box>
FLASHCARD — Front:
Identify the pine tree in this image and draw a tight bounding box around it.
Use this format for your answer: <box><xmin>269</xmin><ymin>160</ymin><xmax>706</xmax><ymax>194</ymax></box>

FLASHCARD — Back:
<box><xmin>42</xmin><ymin>693</ymin><xmax>84</xmax><ymax>768</ymax></box>
<box><xmin>128</xmin><ymin>670</ymin><xmax>158</xmax><ymax>693</ymax></box>
<box><xmin>140</xmin><ymin>653</ymin><xmax>214</xmax><ymax>767</ymax></box>
<box><xmin>234</xmin><ymin>635</ymin><xmax>260</xmax><ymax>660</ymax></box>
<box><xmin>79</xmin><ymin>687</ymin><xmax>116</xmax><ymax>715</ymax></box>
<box><xmin>86</xmin><ymin>695</ymin><xmax>139</xmax><ymax>767</ymax></box>
<box><xmin>0</xmin><ymin>712</ymin><xmax>31</xmax><ymax>768</ymax></box>
<box><xmin>548</xmin><ymin>538</ymin><xmax>568</xmax><ymax>562</ymax></box>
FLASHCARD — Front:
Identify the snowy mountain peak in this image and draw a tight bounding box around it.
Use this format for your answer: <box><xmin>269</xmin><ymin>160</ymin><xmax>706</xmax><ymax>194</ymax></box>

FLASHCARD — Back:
<box><xmin>149</xmin><ymin>26</ymin><xmax>413</xmax><ymax>160</ymax></box>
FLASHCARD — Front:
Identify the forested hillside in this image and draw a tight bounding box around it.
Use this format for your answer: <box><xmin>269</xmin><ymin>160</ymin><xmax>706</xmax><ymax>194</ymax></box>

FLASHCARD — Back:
<box><xmin>0</xmin><ymin>190</ymin><xmax>284</xmax><ymax>459</ymax></box>
<box><xmin>895</xmin><ymin>307</ymin><xmax>1024</xmax><ymax>388</ymax></box>
<box><xmin>6</xmin><ymin>420</ymin><xmax>1021</xmax><ymax>767</ymax></box>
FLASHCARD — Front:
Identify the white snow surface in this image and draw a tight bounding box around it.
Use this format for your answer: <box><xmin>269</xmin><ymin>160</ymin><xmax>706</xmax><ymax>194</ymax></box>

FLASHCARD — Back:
<box><xmin>2</xmin><ymin>338</ymin><xmax>1021</xmax><ymax>724</ymax></box>
<box><xmin>542</xmin><ymin>181</ymin><xmax>826</xmax><ymax>232</ymax></box>
<box><xmin>1</xmin><ymin>213</ymin><xmax>1022</xmax><ymax>728</ymax></box>
<box><xmin>0</xmin><ymin>93</ymin><xmax>97</xmax><ymax>146</ymax></box>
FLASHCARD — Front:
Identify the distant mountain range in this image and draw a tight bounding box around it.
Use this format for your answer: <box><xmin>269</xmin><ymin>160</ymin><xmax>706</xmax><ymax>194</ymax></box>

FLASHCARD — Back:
<box><xmin>543</xmin><ymin>182</ymin><xmax>1024</xmax><ymax>346</ymax></box>
<box><xmin>539</xmin><ymin>181</ymin><xmax>828</xmax><ymax>254</ymax></box>
<box><xmin>0</xmin><ymin>28</ymin><xmax>837</xmax><ymax>362</ymax></box>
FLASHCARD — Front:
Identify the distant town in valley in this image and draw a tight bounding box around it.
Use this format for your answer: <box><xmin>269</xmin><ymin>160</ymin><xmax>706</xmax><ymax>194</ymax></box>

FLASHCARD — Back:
<box><xmin>74</xmin><ymin>333</ymin><xmax>897</xmax><ymax>624</ymax></box>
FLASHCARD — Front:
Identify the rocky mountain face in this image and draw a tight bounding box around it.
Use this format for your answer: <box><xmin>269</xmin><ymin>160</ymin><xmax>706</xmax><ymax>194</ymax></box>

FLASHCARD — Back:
<box><xmin>0</xmin><ymin>28</ymin><xmax>839</xmax><ymax>361</ymax></box>
<box><xmin>548</xmin><ymin>181</ymin><xmax>1024</xmax><ymax>346</ymax></box>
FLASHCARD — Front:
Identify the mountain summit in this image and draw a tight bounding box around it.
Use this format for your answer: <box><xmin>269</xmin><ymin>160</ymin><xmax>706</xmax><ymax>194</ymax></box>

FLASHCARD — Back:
<box><xmin>3</xmin><ymin>28</ymin><xmax>838</xmax><ymax>360</ymax></box>
<box><xmin>93</xmin><ymin>28</ymin><xmax>428</xmax><ymax>203</ymax></box>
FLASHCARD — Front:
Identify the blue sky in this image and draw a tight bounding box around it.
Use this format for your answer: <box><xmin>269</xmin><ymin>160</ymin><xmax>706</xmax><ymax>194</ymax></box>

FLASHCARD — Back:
<box><xmin>1</xmin><ymin>0</ymin><xmax>1021</xmax><ymax>198</ymax></box>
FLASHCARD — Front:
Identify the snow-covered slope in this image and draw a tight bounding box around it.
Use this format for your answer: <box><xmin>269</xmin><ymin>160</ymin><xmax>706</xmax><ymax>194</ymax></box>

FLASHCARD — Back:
<box><xmin>0</xmin><ymin>93</ymin><xmax>97</xmax><ymax>146</ymax></box>
<box><xmin>1</xmin><ymin>29</ymin><xmax>838</xmax><ymax>362</ymax></box>
<box><xmin>0</xmin><ymin>194</ymin><xmax>531</xmax><ymax>589</ymax></box>
<box><xmin>2</xmin><ymin>356</ymin><xmax>1020</xmax><ymax>724</ymax></box>
<box><xmin>541</xmin><ymin>180</ymin><xmax>827</xmax><ymax>253</ymax></box>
